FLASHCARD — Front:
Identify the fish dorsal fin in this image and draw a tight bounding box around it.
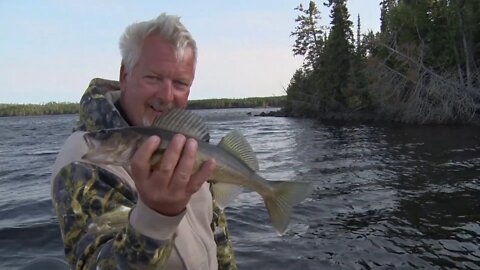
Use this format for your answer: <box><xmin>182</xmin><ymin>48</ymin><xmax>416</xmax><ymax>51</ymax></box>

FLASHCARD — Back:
<box><xmin>218</xmin><ymin>130</ymin><xmax>259</xmax><ymax>171</ymax></box>
<box><xmin>152</xmin><ymin>109</ymin><xmax>210</xmax><ymax>142</ymax></box>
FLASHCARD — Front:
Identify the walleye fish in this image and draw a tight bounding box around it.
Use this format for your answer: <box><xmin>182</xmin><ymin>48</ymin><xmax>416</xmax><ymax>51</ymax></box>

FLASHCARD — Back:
<box><xmin>82</xmin><ymin>109</ymin><xmax>311</xmax><ymax>234</ymax></box>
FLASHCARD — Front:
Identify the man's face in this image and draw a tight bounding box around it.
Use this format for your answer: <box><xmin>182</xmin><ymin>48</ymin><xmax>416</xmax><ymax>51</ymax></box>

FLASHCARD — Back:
<box><xmin>119</xmin><ymin>35</ymin><xmax>195</xmax><ymax>126</ymax></box>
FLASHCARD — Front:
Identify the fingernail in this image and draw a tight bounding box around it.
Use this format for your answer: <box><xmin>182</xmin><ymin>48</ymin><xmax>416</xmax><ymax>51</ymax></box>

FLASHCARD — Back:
<box><xmin>209</xmin><ymin>158</ymin><xmax>216</xmax><ymax>167</ymax></box>
<box><xmin>150</xmin><ymin>136</ymin><xmax>160</xmax><ymax>145</ymax></box>
<box><xmin>174</xmin><ymin>134</ymin><xmax>186</xmax><ymax>144</ymax></box>
<box><xmin>187</xmin><ymin>138</ymin><xmax>198</xmax><ymax>150</ymax></box>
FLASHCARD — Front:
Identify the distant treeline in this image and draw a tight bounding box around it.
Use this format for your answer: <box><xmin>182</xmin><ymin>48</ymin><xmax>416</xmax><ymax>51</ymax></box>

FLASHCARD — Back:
<box><xmin>187</xmin><ymin>96</ymin><xmax>285</xmax><ymax>109</ymax></box>
<box><xmin>0</xmin><ymin>96</ymin><xmax>285</xmax><ymax>117</ymax></box>
<box><xmin>0</xmin><ymin>102</ymin><xmax>79</xmax><ymax>117</ymax></box>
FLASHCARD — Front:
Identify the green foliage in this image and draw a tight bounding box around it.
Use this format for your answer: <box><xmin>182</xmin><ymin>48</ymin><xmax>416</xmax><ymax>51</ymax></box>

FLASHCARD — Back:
<box><xmin>286</xmin><ymin>0</ymin><xmax>480</xmax><ymax>124</ymax></box>
<box><xmin>320</xmin><ymin>0</ymin><xmax>355</xmax><ymax>108</ymax></box>
<box><xmin>380</xmin><ymin>0</ymin><xmax>396</xmax><ymax>35</ymax></box>
<box><xmin>284</xmin><ymin>69</ymin><xmax>319</xmax><ymax>116</ymax></box>
<box><xmin>379</xmin><ymin>0</ymin><xmax>479</xmax><ymax>77</ymax></box>
<box><xmin>291</xmin><ymin>1</ymin><xmax>324</xmax><ymax>70</ymax></box>
<box><xmin>288</xmin><ymin>0</ymin><xmax>359</xmax><ymax>116</ymax></box>
<box><xmin>0</xmin><ymin>102</ymin><xmax>79</xmax><ymax>117</ymax></box>
<box><xmin>367</xmin><ymin>0</ymin><xmax>480</xmax><ymax>123</ymax></box>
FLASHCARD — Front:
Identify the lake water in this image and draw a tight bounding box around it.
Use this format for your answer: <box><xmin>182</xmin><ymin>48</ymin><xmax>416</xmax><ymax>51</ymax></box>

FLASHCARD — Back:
<box><xmin>0</xmin><ymin>108</ymin><xmax>479</xmax><ymax>269</ymax></box>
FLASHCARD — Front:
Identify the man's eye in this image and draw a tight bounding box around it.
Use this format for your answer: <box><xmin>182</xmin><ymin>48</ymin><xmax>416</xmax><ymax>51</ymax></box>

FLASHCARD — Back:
<box><xmin>145</xmin><ymin>75</ymin><xmax>160</xmax><ymax>81</ymax></box>
<box><xmin>174</xmin><ymin>81</ymin><xmax>189</xmax><ymax>87</ymax></box>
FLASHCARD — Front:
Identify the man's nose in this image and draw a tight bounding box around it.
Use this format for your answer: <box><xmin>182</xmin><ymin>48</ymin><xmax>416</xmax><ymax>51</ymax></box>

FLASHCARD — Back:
<box><xmin>156</xmin><ymin>80</ymin><xmax>174</xmax><ymax>103</ymax></box>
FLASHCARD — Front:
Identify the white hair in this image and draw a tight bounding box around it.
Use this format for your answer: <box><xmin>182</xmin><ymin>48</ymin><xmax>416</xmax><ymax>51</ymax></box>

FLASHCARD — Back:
<box><xmin>119</xmin><ymin>13</ymin><xmax>197</xmax><ymax>73</ymax></box>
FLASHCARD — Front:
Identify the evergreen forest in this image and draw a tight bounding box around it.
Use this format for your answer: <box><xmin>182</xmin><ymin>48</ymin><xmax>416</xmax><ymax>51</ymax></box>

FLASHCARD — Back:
<box><xmin>286</xmin><ymin>0</ymin><xmax>480</xmax><ymax>124</ymax></box>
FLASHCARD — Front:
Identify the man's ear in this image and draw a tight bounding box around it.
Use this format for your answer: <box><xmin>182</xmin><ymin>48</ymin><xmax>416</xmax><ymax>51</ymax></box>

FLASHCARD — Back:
<box><xmin>119</xmin><ymin>64</ymin><xmax>127</xmax><ymax>86</ymax></box>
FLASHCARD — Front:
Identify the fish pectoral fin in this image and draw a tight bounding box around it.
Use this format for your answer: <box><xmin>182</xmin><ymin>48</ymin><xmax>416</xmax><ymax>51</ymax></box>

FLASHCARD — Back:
<box><xmin>263</xmin><ymin>181</ymin><xmax>312</xmax><ymax>235</ymax></box>
<box><xmin>212</xmin><ymin>183</ymin><xmax>243</xmax><ymax>209</ymax></box>
<box><xmin>218</xmin><ymin>131</ymin><xmax>259</xmax><ymax>171</ymax></box>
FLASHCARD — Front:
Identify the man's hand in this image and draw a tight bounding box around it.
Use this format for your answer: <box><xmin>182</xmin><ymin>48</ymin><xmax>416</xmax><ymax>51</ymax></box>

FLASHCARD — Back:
<box><xmin>131</xmin><ymin>134</ymin><xmax>216</xmax><ymax>216</ymax></box>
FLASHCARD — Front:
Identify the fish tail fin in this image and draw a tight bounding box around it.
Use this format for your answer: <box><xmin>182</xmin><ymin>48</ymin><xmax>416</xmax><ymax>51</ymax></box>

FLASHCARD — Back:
<box><xmin>263</xmin><ymin>181</ymin><xmax>312</xmax><ymax>235</ymax></box>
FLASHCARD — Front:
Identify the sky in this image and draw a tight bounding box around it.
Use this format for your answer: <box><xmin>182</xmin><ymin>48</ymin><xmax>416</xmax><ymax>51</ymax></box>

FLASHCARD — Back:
<box><xmin>0</xmin><ymin>1</ymin><xmax>381</xmax><ymax>104</ymax></box>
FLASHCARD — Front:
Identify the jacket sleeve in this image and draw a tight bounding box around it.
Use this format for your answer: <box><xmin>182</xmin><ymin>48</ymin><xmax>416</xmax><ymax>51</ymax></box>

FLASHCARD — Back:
<box><xmin>211</xmin><ymin>201</ymin><xmax>237</xmax><ymax>270</ymax></box>
<box><xmin>52</xmin><ymin>161</ymin><xmax>177</xmax><ymax>270</ymax></box>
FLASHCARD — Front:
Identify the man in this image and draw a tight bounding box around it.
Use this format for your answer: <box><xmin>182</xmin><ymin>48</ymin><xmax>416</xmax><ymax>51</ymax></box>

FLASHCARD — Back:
<box><xmin>51</xmin><ymin>13</ymin><xmax>236</xmax><ymax>269</ymax></box>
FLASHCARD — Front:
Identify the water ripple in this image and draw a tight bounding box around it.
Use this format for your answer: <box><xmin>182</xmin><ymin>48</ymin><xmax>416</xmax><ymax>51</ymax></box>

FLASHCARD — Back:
<box><xmin>1</xmin><ymin>111</ymin><xmax>480</xmax><ymax>269</ymax></box>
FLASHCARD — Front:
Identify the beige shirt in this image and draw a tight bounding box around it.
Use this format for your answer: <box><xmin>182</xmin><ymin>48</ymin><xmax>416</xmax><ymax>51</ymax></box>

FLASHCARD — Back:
<box><xmin>52</xmin><ymin>131</ymin><xmax>218</xmax><ymax>270</ymax></box>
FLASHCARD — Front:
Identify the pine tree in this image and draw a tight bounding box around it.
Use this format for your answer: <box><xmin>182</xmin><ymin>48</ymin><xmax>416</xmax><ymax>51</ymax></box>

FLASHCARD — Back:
<box><xmin>356</xmin><ymin>14</ymin><xmax>361</xmax><ymax>54</ymax></box>
<box><xmin>319</xmin><ymin>0</ymin><xmax>355</xmax><ymax>109</ymax></box>
<box><xmin>380</xmin><ymin>0</ymin><xmax>397</xmax><ymax>35</ymax></box>
<box><xmin>291</xmin><ymin>1</ymin><xmax>324</xmax><ymax>71</ymax></box>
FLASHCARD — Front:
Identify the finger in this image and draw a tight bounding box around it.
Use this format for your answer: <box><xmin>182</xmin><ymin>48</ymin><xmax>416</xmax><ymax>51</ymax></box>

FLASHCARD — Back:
<box><xmin>169</xmin><ymin>138</ymin><xmax>198</xmax><ymax>190</ymax></box>
<box><xmin>154</xmin><ymin>134</ymin><xmax>186</xmax><ymax>184</ymax></box>
<box><xmin>186</xmin><ymin>158</ymin><xmax>216</xmax><ymax>194</ymax></box>
<box><xmin>131</xmin><ymin>136</ymin><xmax>160</xmax><ymax>182</ymax></box>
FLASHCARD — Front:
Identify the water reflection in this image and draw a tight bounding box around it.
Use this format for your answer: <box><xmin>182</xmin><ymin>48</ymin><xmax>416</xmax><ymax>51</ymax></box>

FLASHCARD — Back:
<box><xmin>199</xmin><ymin>110</ymin><xmax>480</xmax><ymax>269</ymax></box>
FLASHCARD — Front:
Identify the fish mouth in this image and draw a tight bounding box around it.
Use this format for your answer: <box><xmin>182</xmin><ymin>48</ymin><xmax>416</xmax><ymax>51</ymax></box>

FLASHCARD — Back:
<box><xmin>83</xmin><ymin>133</ymin><xmax>99</xmax><ymax>149</ymax></box>
<box><xmin>82</xmin><ymin>133</ymin><xmax>106</xmax><ymax>162</ymax></box>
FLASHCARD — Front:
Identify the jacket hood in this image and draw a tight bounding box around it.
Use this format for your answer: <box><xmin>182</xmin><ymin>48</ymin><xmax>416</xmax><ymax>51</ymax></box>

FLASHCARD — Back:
<box><xmin>73</xmin><ymin>78</ymin><xmax>129</xmax><ymax>132</ymax></box>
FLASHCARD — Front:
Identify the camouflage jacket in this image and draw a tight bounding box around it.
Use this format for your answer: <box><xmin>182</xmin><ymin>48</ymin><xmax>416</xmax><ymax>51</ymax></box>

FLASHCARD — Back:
<box><xmin>51</xmin><ymin>78</ymin><xmax>236</xmax><ymax>270</ymax></box>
